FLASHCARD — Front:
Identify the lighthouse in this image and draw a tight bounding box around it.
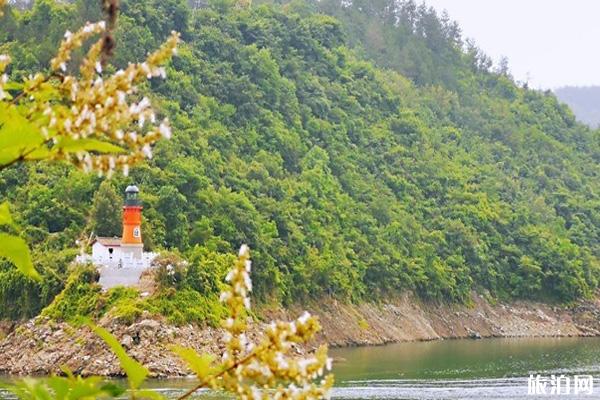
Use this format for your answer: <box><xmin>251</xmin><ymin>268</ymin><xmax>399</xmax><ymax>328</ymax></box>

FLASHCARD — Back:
<box><xmin>78</xmin><ymin>184</ymin><xmax>157</xmax><ymax>288</ymax></box>
<box><xmin>121</xmin><ymin>185</ymin><xmax>144</xmax><ymax>260</ymax></box>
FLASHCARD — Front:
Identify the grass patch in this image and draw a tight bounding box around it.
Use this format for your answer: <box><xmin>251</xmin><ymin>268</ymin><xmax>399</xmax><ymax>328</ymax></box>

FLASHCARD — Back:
<box><xmin>42</xmin><ymin>265</ymin><xmax>225</xmax><ymax>326</ymax></box>
<box><xmin>41</xmin><ymin>264</ymin><xmax>102</xmax><ymax>322</ymax></box>
<box><xmin>143</xmin><ymin>288</ymin><xmax>225</xmax><ymax>326</ymax></box>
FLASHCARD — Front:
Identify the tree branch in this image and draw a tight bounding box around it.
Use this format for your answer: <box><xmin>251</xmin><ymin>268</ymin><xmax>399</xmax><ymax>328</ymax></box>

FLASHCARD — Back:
<box><xmin>176</xmin><ymin>344</ymin><xmax>274</xmax><ymax>400</ymax></box>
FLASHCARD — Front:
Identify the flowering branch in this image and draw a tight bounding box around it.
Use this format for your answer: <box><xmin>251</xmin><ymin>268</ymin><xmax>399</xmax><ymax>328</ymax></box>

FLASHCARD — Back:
<box><xmin>175</xmin><ymin>245</ymin><xmax>334</xmax><ymax>400</ymax></box>
<box><xmin>0</xmin><ymin>18</ymin><xmax>180</xmax><ymax>176</ymax></box>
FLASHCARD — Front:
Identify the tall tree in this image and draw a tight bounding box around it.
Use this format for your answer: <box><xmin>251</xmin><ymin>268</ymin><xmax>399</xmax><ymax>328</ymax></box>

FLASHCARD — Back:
<box><xmin>89</xmin><ymin>181</ymin><xmax>122</xmax><ymax>237</ymax></box>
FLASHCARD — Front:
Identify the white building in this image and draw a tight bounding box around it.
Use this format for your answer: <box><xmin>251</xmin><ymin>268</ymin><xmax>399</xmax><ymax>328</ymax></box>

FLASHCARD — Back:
<box><xmin>91</xmin><ymin>237</ymin><xmax>122</xmax><ymax>268</ymax></box>
<box><xmin>87</xmin><ymin>237</ymin><xmax>155</xmax><ymax>269</ymax></box>
<box><xmin>77</xmin><ymin>236</ymin><xmax>156</xmax><ymax>269</ymax></box>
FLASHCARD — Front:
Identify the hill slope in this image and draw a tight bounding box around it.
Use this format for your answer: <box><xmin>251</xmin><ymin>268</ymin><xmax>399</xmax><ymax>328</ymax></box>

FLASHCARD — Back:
<box><xmin>2</xmin><ymin>0</ymin><xmax>600</xmax><ymax>322</ymax></box>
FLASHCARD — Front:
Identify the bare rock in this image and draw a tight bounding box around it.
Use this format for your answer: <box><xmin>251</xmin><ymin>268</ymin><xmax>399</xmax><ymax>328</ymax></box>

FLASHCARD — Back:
<box><xmin>121</xmin><ymin>335</ymin><xmax>133</xmax><ymax>349</ymax></box>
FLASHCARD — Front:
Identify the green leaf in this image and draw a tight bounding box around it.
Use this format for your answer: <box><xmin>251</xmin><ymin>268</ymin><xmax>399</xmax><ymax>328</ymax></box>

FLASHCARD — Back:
<box><xmin>3</xmin><ymin>379</ymin><xmax>53</xmax><ymax>400</ymax></box>
<box><xmin>24</xmin><ymin>146</ymin><xmax>52</xmax><ymax>161</ymax></box>
<box><xmin>0</xmin><ymin>103</ymin><xmax>45</xmax><ymax>167</ymax></box>
<box><xmin>0</xmin><ymin>233</ymin><xmax>39</xmax><ymax>280</ymax></box>
<box><xmin>99</xmin><ymin>382</ymin><xmax>127</xmax><ymax>397</ymax></box>
<box><xmin>0</xmin><ymin>202</ymin><xmax>13</xmax><ymax>226</ymax></box>
<box><xmin>68</xmin><ymin>377</ymin><xmax>111</xmax><ymax>399</ymax></box>
<box><xmin>44</xmin><ymin>374</ymin><xmax>121</xmax><ymax>399</ymax></box>
<box><xmin>30</xmin><ymin>82</ymin><xmax>60</xmax><ymax>103</ymax></box>
<box><xmin>172</xmin><ymin>346</ymin><xmax>216</xmax><ymax>379</ymax></box>
<box><xmin>2</xmin><ymin>81</ymin><xmax>24</xmax><ymax>91</ymax></box>
<box><xmin>44</xmin><ymin>368</ymin><xmax>124</xmax><ymax>400</ymax></box>
<box><xmin>56</xmin><ymin>138</ymin><xmax>126</xmax><ymax>154</ymax></box>
<box><xmin>90</xmin><ymin>324</ymin><xmax>149</xmax><ymax>389</ymax></box>
<box><xmin>45</xmin><ymin>376</ymin><xmax>70</xmax><ymax>399</ymax></box>
<box><xmin>131</xmin><ymin>389</ymin><xmax>167</xmax><ymax>400</ymax></box>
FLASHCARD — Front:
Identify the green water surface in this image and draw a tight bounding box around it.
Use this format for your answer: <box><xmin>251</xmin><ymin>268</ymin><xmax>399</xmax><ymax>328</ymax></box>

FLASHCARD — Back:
<box><xmin>328</xmin><ymin>336</ymin><xmax>600</xmax><ymax>399</ymax></box>
<box><xmin>4</xmin><ymin>337</ymin><xmax>600</xmax><ymax>399</ymax></box>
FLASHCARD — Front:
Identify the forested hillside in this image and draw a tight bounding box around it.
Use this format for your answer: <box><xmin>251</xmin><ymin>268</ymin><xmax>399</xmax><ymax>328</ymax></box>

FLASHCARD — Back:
<box><xmin>555</xmin><ymin>86</ymin><xmax>600</xmax><ymax>128</ymax></box>
<box><xmin>2</xmin><ymin>0</ymin><xmax>600</xmax><ymax>321</ymax></box>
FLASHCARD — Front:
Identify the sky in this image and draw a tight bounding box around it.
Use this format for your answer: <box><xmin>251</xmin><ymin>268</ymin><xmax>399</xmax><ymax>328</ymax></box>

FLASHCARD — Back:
<box><xmin>422</xmin><ymin>0</ymin><xmax>600</xmax><ymax>90</ymax></box>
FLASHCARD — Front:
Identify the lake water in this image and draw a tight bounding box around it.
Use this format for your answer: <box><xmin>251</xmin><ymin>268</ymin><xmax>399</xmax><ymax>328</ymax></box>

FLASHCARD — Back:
<box><xmin>3</xmin><ymin>337</ymin><xmax>600</xmax><ymax>399</ymax></box>
<box><xmin>328</xmin><ymin>337</ymin><xmax>600</xmax><ymax>399</ymax></box>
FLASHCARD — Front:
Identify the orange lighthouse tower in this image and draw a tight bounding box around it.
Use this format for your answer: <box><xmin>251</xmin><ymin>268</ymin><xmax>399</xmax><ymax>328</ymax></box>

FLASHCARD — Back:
<box><xmin>121</xmin><ymin>185</ymin><xmax>143</xmax><ymax>259</ymax></box>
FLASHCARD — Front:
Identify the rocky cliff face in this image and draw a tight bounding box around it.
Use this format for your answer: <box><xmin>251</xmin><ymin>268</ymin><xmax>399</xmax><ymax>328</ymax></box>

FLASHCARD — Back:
<box><xmin>2</xmin><ymin>293</ymin><xmax>600</xmax><ymax>377</ymax></box>
<box><xmin>289</xmin><ymin>293</ymin><xmax>600</xmax><ymax>346</ymax></box>
<box><xmin>0</xmin><ymin>316</ymin><xmax>220</xmax><ymax>377</ymax></box>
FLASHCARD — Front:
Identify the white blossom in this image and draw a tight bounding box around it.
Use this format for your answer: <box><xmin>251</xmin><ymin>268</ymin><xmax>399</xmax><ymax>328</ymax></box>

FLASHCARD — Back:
<box><xmin>159</xmin><ymin>120</ymin><xmax>172</xmax><ymax>139</ymax></box>
<box><xmin>239</xmin><ymin>244</ymin><xmax>250</xmax><ymax>257</ymax></box>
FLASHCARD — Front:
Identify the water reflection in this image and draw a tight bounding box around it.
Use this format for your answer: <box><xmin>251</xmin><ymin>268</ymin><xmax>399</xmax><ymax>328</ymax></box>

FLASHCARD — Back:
<box><xmin>331</xmin><ymin>337</ymin><xmax>600</xmax><ymax>381</ymax></box>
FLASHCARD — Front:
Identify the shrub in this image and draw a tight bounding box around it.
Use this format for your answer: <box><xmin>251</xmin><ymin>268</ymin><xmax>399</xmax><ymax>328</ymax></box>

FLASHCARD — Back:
<box><xmin>0</xmin><ymin>249</ymin><xmax>78</xmax><ymax>320</ymax></box>
<box><xmin>144</xmin><ymin>288</ymin><xmax>225</xmax><ymax>326</ymax></box>
<box><xmin>41</xmin><ymin>264</ymin><xmax>102</xmax><ymax>322</ymax></box>
<box><xmin>152</xmin><ymin>251</ymin><xmax>187</xmax><ymax>289</ymax></box>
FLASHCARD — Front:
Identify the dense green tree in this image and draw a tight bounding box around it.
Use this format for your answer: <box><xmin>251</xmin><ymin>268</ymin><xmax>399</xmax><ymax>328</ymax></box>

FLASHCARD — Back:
<box><xmin>156</xmin><ymin>185</ymin><xmax>190</xmax><ymax>250</ymax></box>
<box><xmin>3</xmin><ymin>0</ymin><xmax>600</xmax><ymax>313</ymax></box>
<box><xmin>89</xmin><ymin>181</ymin><xmax>122</xmax><ymax>238</ymax></box>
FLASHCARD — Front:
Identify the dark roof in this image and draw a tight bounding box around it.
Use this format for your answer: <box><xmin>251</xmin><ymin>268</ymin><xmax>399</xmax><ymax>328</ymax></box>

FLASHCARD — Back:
<box><xmin>93</xmin><ymin>237</ymin><xmax>122</xmax><ymax>247</ymax></box>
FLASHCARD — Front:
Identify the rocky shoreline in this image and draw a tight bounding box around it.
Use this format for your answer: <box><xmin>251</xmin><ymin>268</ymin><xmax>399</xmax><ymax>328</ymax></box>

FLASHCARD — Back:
<box><xmin>2</xmin><ymin>293</ymin><xmax>600</xmax><ymax>377</ymax></box>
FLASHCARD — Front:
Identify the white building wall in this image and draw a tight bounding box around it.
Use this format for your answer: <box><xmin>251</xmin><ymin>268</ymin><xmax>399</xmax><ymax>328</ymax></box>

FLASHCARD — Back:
<box><xmin>91</xmin><ymin>242</ymin><xmax>122</xmax><ymax>268</ymax></box>
<box><xmin>77</xmin><ymin>241</ymin><xmax>158</xmax><ymax>289</ymax></box>
<box><xmin>121</xmin><ymin>245</ymin><xmax>143</xmax><ymax>260</ymax></box>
